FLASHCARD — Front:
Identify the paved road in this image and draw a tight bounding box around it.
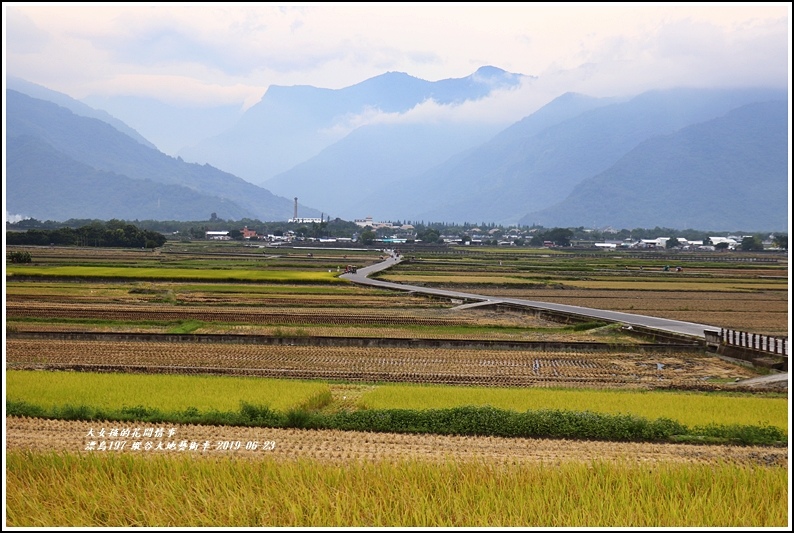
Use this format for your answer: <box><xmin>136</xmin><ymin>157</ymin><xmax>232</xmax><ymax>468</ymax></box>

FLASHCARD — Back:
<box><xmin>342</xmin><ymin>253</ymin><xmax>788</xmax><ymax>389</ymax></box>
<box><xmin>342</xmin><ymin>253</ymin><xmax>720</xmax><ymax>340</ymax></box>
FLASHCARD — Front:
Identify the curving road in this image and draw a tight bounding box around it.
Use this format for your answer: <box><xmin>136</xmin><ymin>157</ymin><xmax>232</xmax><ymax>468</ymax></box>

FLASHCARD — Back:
<box><xmin>341</xmin><ymin>253</ymin><xmax>720</xmax><ymax>340</ymax></box>
<box><xmin>342</xmin><ymin>253</ymin><xmax>788</xmax><ymax>389</ymax></box>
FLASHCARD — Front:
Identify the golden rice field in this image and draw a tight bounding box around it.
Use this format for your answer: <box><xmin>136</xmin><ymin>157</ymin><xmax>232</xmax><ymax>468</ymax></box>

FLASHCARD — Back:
<box><xmin>5</xmin><ymin>370</ymin><xmax>330</xmax><ymax>413</ymax></box>
<box><xmin>359</xmin><ymin>383</ymin><xmax>789</xmax><ymax>430</ymax></box>
<box><xmin>5</xmin><ymin>418</ymin><xmax>788</xmax><ymax>527</ymax></box>
<box><xmin>6</xmin><ymin>369</ymin><xmax>788</xmax><ymax>431</ymax></box>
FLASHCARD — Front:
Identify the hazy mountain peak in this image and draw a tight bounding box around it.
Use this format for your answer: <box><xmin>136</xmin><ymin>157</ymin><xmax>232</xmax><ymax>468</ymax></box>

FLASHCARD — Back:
<box><xmin>7</xmin><ymin>76</ymin><xmax>157</xmax><ymax>150</ymax></box>
<box><xmin>474</xmin><ymin>65</ymin><xmax>507</xmax><ymax>76</ymax></box>
<box><xmin>6</xmin><ymin>89</ymin><xmax>313</xmax><ymax>222</ymax></box>
<box><xmin>179</xmin><ymin>66</ymin><xmax>526</xmax><ymax>184</ymax></box>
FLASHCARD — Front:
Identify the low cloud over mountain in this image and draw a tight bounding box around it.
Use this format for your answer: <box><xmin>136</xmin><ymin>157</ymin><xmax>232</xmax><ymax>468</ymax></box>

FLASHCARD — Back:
<box><xmin>6</xmin><ymin>68</ymin><xmax>788</xmax><ymax>231</ymax></box>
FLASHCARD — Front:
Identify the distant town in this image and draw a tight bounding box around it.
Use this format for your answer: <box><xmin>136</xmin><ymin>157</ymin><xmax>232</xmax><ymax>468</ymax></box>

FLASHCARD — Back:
<box><xmin>200</xmin><ymin>214</ymin><xmax>785</xmax><ymax>252</ymax></box>
<box><xmin>6</xmin><ymin>214</ymin><xmax>788</xmax><ymax>252</ymax></box>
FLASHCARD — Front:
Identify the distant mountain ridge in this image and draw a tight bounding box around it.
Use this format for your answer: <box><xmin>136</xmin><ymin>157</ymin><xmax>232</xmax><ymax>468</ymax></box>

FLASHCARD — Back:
<box><xmin>521</xmin><ymin>100</ymin><xmax>789</xmax><ymax>231</ymax></box>
<box><xmin>7</xmin><ymin>76</ymin><xmax>158</xmax><ymax>150</ymax></box>
<box><xmin>7</xmin><ymin>135</ymin><xmax>252</xmax><ymax>221</ymax></box>
<box><xmin>178</xmin><ymin>66</ymin><xmax>527</xmax><ymax>185</ymax></box>
<box><xmin>5</xmin><ymin>67</ymin><xmax>788</xmax><ymax>232</ymax></box>
<box><xmin>363</xmin><ymin>86</ymin><xmax>787</xmax><ymax>228</ymax></box>
<box><xmin>5</xmin><ymin>89</ymin><xmax>318</xmax><ymax>222</ymax></box>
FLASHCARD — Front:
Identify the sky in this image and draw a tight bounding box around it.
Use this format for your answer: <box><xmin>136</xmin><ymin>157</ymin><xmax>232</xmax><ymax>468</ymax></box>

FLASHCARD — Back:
<box><xmin>4</xmin><ymin>2</ymin><xmax>791</xmax><ymax>115</ymax></box>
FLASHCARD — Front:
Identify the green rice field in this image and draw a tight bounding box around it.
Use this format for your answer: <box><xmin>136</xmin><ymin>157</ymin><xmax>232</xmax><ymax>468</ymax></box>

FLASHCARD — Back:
<box><xmin>5</xmin><ymin>265</ymin><xmax>344</xmax><ymax>283</ymax></box>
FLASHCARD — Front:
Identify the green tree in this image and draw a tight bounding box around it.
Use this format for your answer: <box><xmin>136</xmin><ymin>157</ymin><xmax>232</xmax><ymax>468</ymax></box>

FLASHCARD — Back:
<box><xmin>309</xmin><ymin>221</ymin><xmax>328</xmax><ymax>238</ymax></box>
<box><xmin>740</xmin><ymin>236</ymin><xmax>764</xmax><ymax>251</ymax></box>
<box><xmin>545</xmin><ymin>228</ymin><xmax>573</xmax><ymax>247</ymax></box>
<box><xmin>359</xmin><ymin>229</ymin><xmax>376</xmax><ymax>245</ymax></box>
<box><xmin>529</xmin><ymin>234</ymin><xmax>544</xmax><ymax>247</ymax></box>
<box><xmin>772</xmin><ymin>233</ymin><xmax>788</xmax><ymax>250</ymax></box>
<box><xmin>417</xmin><ymin>228</ymin><xmax>440</xmax><ymax>243</ymax></box>
<box><xmin>666</xmin><ymin>237</ymin><xmax>681</xmax><ymax>249</ymax></box>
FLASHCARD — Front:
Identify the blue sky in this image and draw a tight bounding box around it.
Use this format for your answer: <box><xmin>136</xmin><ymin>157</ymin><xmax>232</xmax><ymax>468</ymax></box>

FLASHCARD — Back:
<box><xmin>4</xmin><ymin>2</ymin><xmax>790</xmax><ymax>115</ymax></box>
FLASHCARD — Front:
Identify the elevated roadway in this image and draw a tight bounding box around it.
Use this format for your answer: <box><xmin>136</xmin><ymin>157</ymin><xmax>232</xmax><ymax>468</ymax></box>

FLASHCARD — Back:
<box><xmin>341</xmin><ymin>253</ymin><xmax>788</xmax><ymax>388</ymax></box>
<box><xmin>342</xmin><ymin>253</ymin><xmax>720</xmax><ymax>340</ymax></box>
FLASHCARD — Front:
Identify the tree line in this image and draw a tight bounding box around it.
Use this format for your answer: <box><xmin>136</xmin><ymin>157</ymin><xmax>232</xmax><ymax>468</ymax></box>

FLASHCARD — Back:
<box><xmin>6</xmin><ymin>220</ymin><xmax>167</xmax><ymax>249</ymax></box>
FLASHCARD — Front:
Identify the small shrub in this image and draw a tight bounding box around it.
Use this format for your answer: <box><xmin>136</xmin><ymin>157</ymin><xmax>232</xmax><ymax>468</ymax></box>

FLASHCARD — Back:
<box><xmin>119</xmin><ymin>405</ymin><xmax>157</xmax><ymax>419</ymax></box>
<box><xmin>8</xmin><ymin>251</ymin><xmax>32</xmax><ymax>264</ymax></box>
<box><xmin>285</xmin><ymin>408</ymin><xmax>316</xmax><ymax>429</ymax></box>
<box><xmin>239</xmin><ymin>402</ymin><xmax>283</xmax><ymax>426</ymax></box>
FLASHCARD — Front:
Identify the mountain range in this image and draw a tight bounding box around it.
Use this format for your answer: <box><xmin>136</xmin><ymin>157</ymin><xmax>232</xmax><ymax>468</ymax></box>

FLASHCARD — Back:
<box><xmin>6</xmin><ymin>89</ymin><xmax>317</xmax><ymax>222</ymax></box>
<box><xmin>177</xmin><ymin>66</ymin><xmax>525</xmax><ymax>185</ymax></box>
<box><xmin>369</xmin><ymin>86</ymin><xmax>787</xmax><ymax>228</ymax></box>
<box><xmin>522</xmin><ymin>100</ymin><xmax>789</xmax><ymax>231</ymax></box>
<box><xmin>4</xmin><ymin>68</ymin><xmax>789</xmax><ymax>231</ymax></box>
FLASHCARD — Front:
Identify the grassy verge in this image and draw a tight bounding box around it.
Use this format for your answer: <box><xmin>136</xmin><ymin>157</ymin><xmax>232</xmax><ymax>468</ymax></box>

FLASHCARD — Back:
<box><xmin>7</xmin><ymin>401</ymin><xmax>786</xmax><ymax>446</ymax></box>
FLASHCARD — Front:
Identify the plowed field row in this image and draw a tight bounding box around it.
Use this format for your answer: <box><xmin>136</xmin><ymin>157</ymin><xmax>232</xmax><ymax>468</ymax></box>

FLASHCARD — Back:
<box><xmin>474</xmin><ymin>289</ymin><xmax>789</xmax><ymax>335</ymax></box>
<box><xmin>5</xmin><ymin>303</ymin><xmax>474</xmax><ymax>326</ymax></box>
<box><xmin>6</xmin><ymin>339</ymin><xmax>756</xmax><ymax>389</ymax></box>
<box><xmin>7</xmin><ymin>322</ymin><xmax>637</xmax><ymax>344</ymax></box>
<box><xmin>6</xmin><ymin>417</ymin><xmax>787</xmax><ymax>467</ymax></box>
<box><xmin>6</xmin><ymin>293</ymin><xmax>442</xmax><ymax>309</ymax></box>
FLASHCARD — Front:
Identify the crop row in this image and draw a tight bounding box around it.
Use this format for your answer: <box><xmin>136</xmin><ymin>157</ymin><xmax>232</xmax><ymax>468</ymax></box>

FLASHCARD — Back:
<box><xmin>7</xmin><ymin>321</ymin><xmax>629</xmax><ymax>344</ymax></box>
<box><xmin>6</xmin><ymin>292</ymin><xmax>441</xmax><ymax>310</ymax></box>
<box><xmin>5</xmin><ymin>302</ymin><xmax>473</xmax><ymax>326</ymax></box>
<box><xmin>476</xmin><ymin>289</ymin><xmax>789</xmax><ymax>335</ymax></box>
<box><xmin>6</xmin><ymin>339</ymin><xmax>756</xmax><ymax>389</ymax></box>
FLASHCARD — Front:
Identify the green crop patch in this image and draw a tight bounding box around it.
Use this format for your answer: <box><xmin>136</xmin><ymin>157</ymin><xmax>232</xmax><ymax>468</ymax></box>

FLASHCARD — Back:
<box><xmin>6</xmin><ymin>265</ymin><xmax>345</xmax><ymax>283</ymax></box>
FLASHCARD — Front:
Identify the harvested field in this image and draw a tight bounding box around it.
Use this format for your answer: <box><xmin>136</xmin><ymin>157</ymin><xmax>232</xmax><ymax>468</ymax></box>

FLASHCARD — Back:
<box><xmin>427</xmin><ymin>288</ymin><xmax>788</xmax><ymax>335</ymax></box>
<box><xmin>6</xmin><ymin>338</ymin><xmax>757</xmax><ymax>390</ymax></box>
<box><xmin>6</xmin><ymin>416</ymin><xmax>787</xmax><ymax>467</ymax></box>
<box><xmin>6</xmin><ymin>321</ymin><xmax>645</xmax><ymax>344</ymax></box>
<box><xmin>5</xmin><ymin>302</ymin><xmax>476</xmax><ymax>326</ymax></box>
<box><xmin>6</xmin><ymin>291</ymin><xmax>442</xmax><ymax>309</ymax></box>
<box><xmin>6</xmin><ymin>295</ymin><xmax>644</xmax><ymax>342</ymax></box>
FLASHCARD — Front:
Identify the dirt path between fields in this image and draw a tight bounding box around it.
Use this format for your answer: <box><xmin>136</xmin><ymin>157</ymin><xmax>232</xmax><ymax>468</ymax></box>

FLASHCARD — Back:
<box><xmin>6</xmin><ymin>417</ymin><xmax>786</xmax><ymax>467</ymax></box>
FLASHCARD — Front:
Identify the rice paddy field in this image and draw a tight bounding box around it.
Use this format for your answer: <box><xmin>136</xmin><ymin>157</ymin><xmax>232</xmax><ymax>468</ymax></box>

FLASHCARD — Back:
<box><xmin>4</xmin><ymin>242</ymin><xmax>790</xmax><ymax>527</ymax></box>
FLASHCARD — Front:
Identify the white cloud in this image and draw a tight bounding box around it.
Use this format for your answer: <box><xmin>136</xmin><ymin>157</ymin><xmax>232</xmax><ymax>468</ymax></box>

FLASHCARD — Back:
<box><xmin>5</xmin><ymin>212</ymin><xmax>30</xmax><ymax>223</ymax></box>
<box><xmin>4</xmin><ymin>3</ymin><xmax>789</xmax><ymax>109</ymax></box>
<box><xmin>317</xmin><ymin>77</ymin><xmax>557</xmax><ymax>141</ymax></box>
